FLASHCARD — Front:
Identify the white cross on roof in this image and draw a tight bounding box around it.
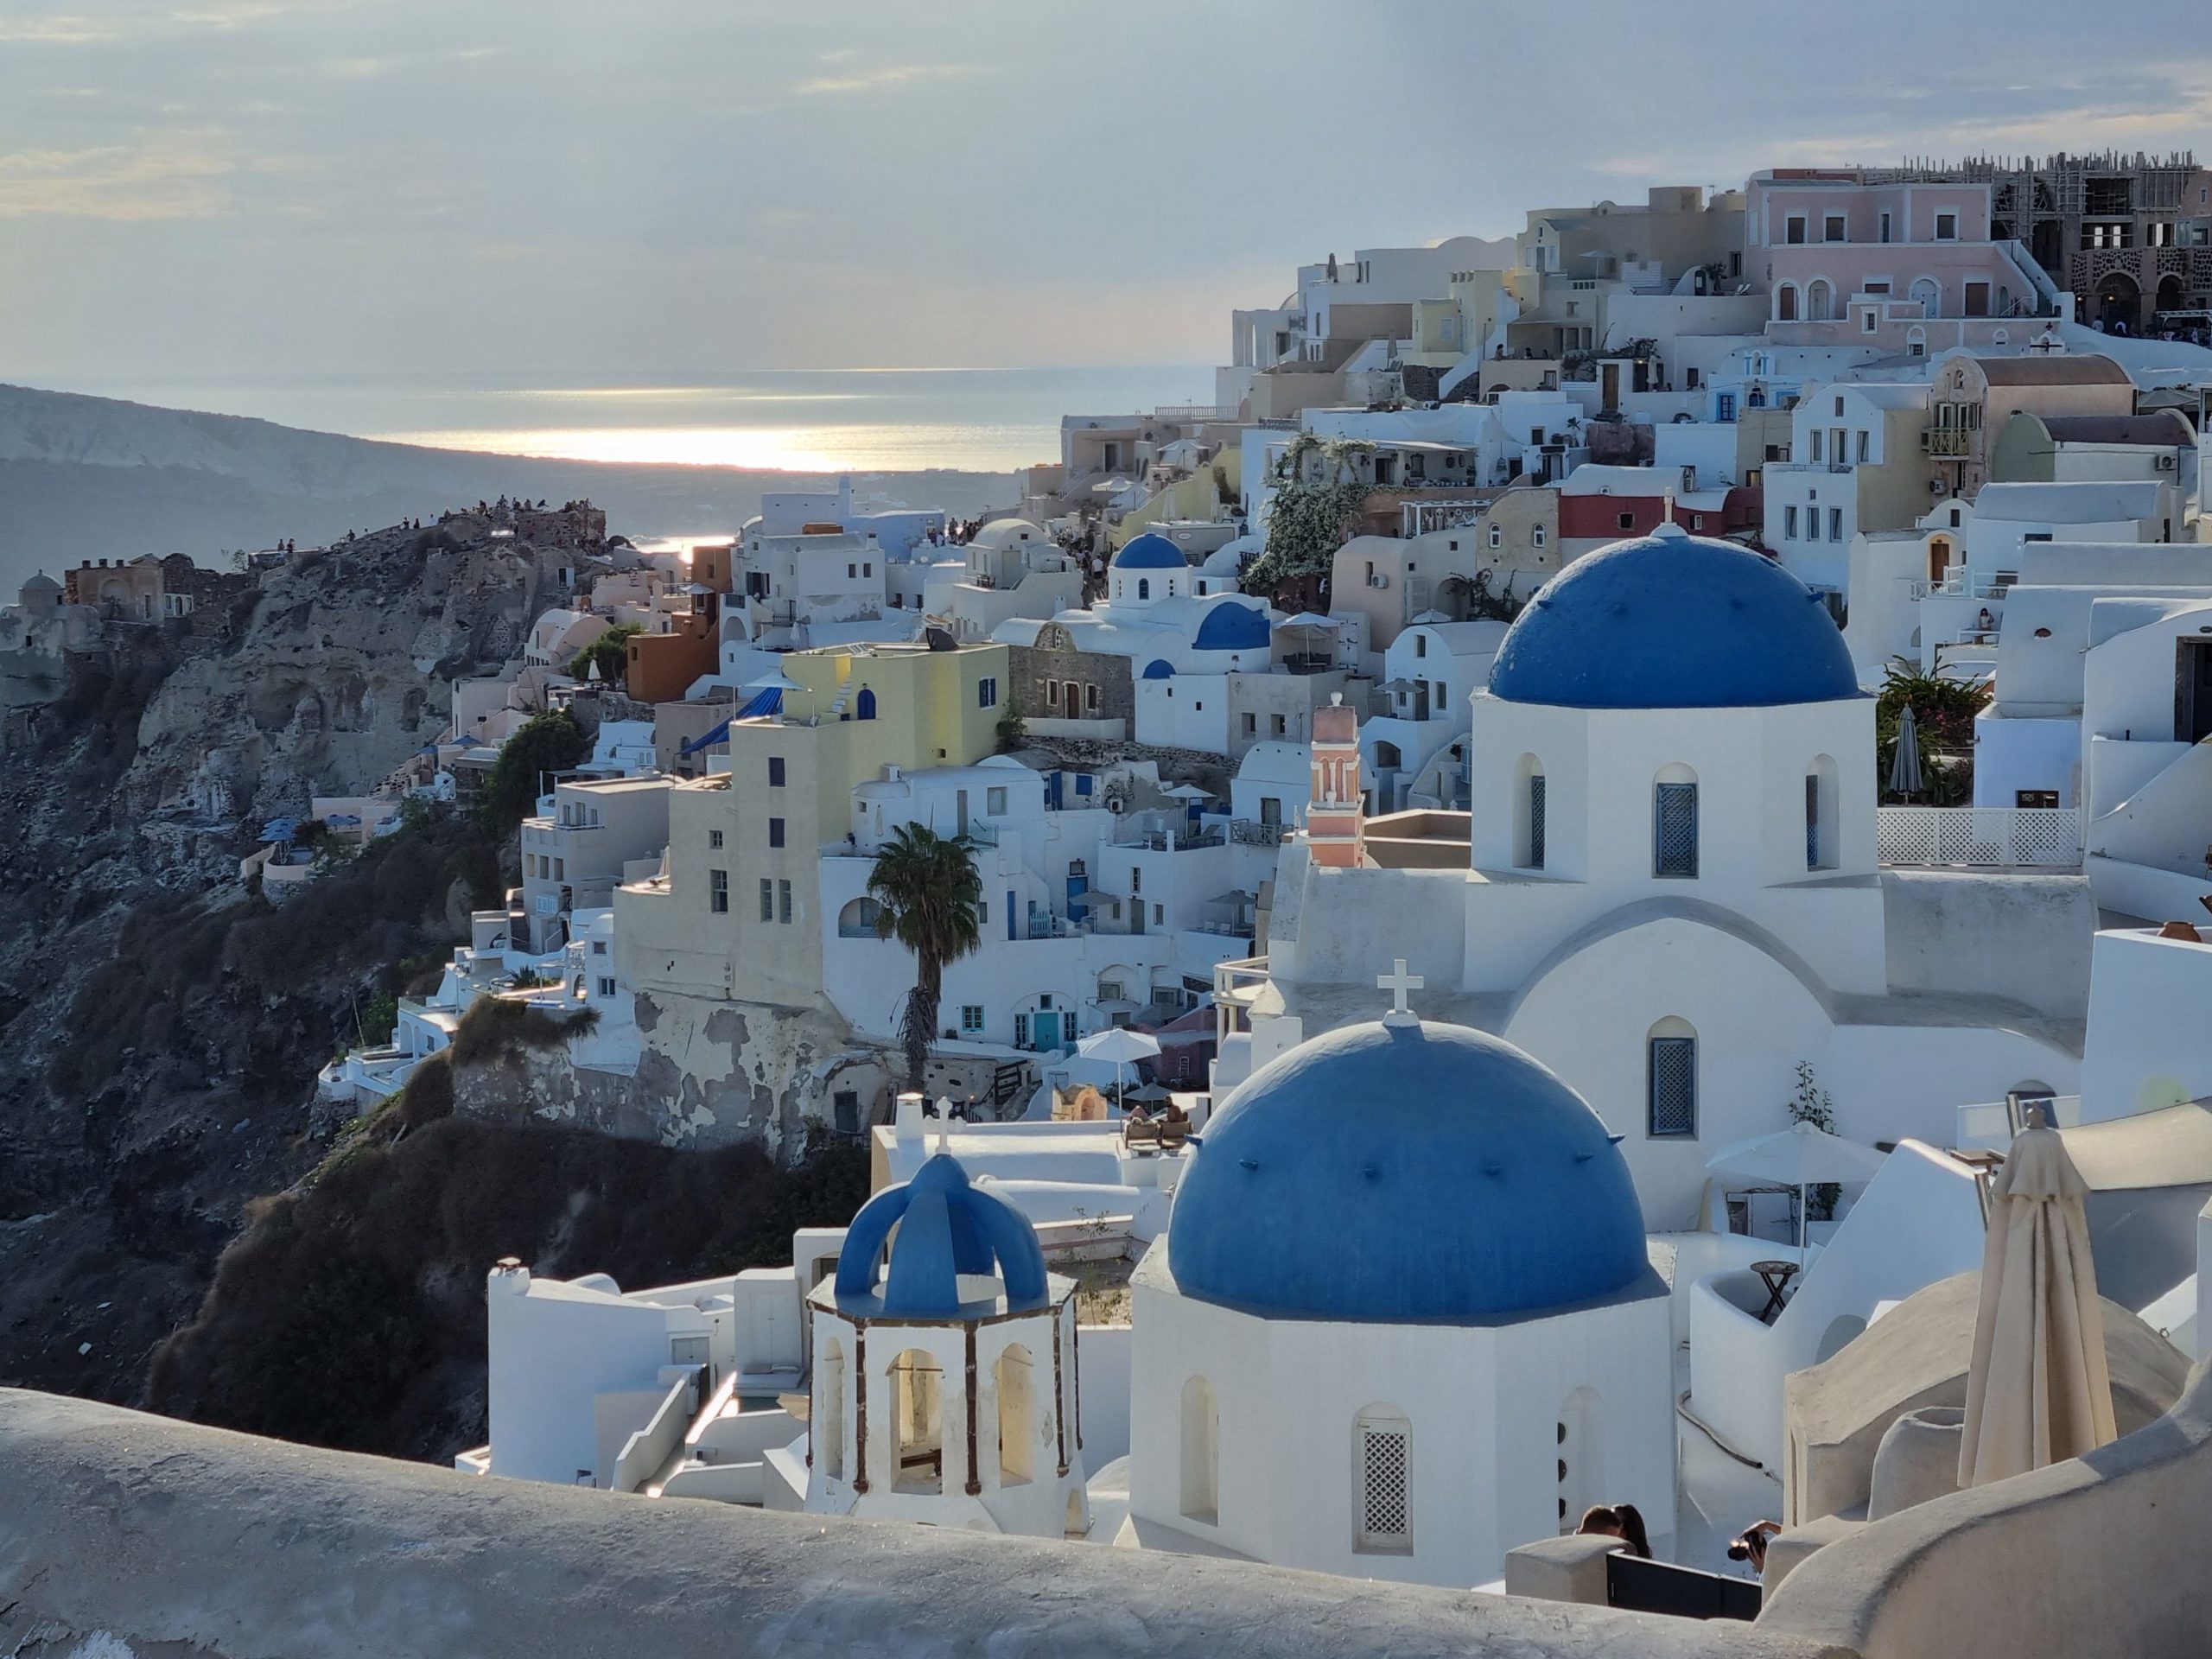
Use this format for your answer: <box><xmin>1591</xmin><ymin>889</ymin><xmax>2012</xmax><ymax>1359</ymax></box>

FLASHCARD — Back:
<box><xmin>1378</xmin><ymin>958</ymin><xmax>1423</xmax><ymax>1027</ymax></box>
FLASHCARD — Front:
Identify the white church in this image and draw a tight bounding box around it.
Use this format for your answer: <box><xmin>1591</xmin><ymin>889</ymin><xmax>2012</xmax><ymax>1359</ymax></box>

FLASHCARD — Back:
<box><xmin>1263</xmin><ymin>524</ymin><xmax>2089</xmax><ymax>1227</ymax></box>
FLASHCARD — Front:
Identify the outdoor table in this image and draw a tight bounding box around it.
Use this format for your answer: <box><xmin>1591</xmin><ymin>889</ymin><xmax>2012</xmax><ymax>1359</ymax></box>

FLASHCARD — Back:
<box><xmin>1751</xmin><ymin>1260</ymin><xmax>1800</xmax><ymax>1323</ymax></box>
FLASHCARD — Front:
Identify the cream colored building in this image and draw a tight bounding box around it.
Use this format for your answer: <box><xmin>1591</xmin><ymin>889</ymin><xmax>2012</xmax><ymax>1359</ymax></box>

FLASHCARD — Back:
<box><xmin>1329</xmin><ymin>488</ymin><xmax>1560</xmax><ymax>669</ymax></box>
<box><xmin>615</xmin><ymin>641</ymin><xmax>1009</xmax><ymax>1010</ymax></box>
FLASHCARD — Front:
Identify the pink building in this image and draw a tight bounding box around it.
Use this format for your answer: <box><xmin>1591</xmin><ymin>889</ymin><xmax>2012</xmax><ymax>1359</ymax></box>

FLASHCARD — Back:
<box><xmin>1745</xmin><ymin>170</ymin><xmax>2066</xmax><ymax>340</ymax></box>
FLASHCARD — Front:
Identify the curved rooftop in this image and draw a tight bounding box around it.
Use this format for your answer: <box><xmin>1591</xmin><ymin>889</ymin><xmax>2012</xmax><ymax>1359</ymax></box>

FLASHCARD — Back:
<box><xmin>1113</xmin><ymin>532</ymin><xmax>1186</xmax><ymax>570</ymax></box>
<box><xmin>1167</xmin><ymin>1019</ymin><xmax>1650</xmax><ymax>1323</ymax></box>
<box><xmin>1192</xmin><ymin>600</ymin><xmax>1271</xmax><ymax>652</ymax></box>
<box><xmin>1487</xmin><ymin>525</ymin><xmax>1859</xmax><ymax>709</ymax></box>
<box><xmin>834</xmin><ymin>1153</ymin><xmax>1047</xmax><ymax>1318</ymax></box>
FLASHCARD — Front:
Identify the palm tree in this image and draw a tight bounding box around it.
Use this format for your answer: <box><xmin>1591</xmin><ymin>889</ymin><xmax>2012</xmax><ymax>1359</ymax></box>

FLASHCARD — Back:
<box><xmin>867</xmin><ymin>823</ymin><xmax>983</xmax><ymax>1091</ymax></box>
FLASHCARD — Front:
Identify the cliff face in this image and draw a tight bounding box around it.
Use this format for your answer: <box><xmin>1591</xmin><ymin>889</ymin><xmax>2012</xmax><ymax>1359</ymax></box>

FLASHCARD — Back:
<box><xmin>0</xmin><ymin>516</ymin><xmax>572</xmax><ymax>1406</ymax></box>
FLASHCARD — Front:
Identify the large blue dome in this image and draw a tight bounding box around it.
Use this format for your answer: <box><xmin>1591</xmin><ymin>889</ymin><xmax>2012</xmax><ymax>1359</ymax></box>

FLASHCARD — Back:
<box><xmin>1192</xmin><ymin>599</ymin><xmax>1271</xmax><ymax>651</ymax></box>
<box><xmin>1167</xmin><ymin>1020</ymin><xmax>1650</xmax><ymax>1323</ymax></box>
<box><xmin>1488</xmin><ymin>525</ymin><xmax>1859</xmax><ymax>709</ymax></box>
<box><xmin>1114</xmin><ymin>532</ymin><xmax>1186</xmax><ymax>569</ymax></box>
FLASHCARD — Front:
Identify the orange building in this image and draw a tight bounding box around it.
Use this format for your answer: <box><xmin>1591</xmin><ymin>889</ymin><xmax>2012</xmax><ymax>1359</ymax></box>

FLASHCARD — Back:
<box><xmin>626</xmin><ymin>615</ymin><xmax>718</xmax><ymax>704</ymax></box>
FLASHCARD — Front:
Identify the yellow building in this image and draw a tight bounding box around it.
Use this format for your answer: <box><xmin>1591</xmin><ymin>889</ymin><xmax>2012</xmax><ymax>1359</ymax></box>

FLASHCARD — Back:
<box><xmin>615</xmin><ymin>640</ymin><xmax>1009</xmax><ymax>1009</ymax></box>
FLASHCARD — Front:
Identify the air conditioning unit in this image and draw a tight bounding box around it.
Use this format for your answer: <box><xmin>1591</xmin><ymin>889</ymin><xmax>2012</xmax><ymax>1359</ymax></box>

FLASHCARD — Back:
<box><xmin>1368</xmin><ymin>573</ymin><xmax>1389</xmax><ymax>588</ymax></box>
<box><xmin>2157</xmin><ymin>453</ymin><xmax>2177</xmax><ymax>471</ymax></box>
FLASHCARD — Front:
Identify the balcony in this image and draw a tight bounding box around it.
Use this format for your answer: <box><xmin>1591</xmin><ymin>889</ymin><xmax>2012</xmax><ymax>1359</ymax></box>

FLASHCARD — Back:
<box><xmin>1230</xmin><ymin>820</ymin><xmax>1286</xmax><ymax>847</ymax></box>
<box><xmin>1923</xmin><ymin>429</ymin><xmax>1969</xmax><ymax>458</ymax></box>
<box><xmin>1877</xmin><ymin>806</ymin><xmax>2082</xmax><ymax>869</ymax></box>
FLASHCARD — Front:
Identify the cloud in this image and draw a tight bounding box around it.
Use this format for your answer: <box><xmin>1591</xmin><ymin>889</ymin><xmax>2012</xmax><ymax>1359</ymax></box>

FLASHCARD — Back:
<box><xmin>321</xmin><ymin>56</ymin><xmax>391</xmax><ymax>78</ymax></box>
<box><xmin>0</xmin><ymin>140</ymin><xmax>232</xmax><ymax>220</ymax></box>
<box><xmin>791</xmin><ymin>62</ymin><xmax>982</xmax><ymax>96</ymax></box>
<box><xmin>0</xmin><ymin>15</ymin><xmax>119</xmax><ymax>42</ymax></box>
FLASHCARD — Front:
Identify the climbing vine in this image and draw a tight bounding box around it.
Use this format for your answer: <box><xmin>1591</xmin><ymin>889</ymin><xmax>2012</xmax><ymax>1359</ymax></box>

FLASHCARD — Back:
<box><xmin>1242</xmin><ymin>433</ymin><xmax>1373</xmax><ymax>596</ymax></box>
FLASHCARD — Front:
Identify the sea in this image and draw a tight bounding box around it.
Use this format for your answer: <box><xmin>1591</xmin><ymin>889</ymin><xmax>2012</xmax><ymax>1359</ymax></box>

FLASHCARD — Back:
<box><xmin>59</xmin><ymin>365</ymin><xmax>1220</xmax><ymax>476</ymax></box>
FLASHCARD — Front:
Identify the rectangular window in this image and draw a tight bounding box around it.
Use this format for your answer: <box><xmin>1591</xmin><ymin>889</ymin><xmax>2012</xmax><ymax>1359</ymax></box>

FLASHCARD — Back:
<box><xmin>1649</xmin><ymin>1036</ymin><xmax>1697</xmax><ymax>1137</ymax></box>
<box><xmin>1808</xmin><ymin>429</ymin><xmax>1823</xmax><ymax>462</ymax></box>
<box><xmin>768</xmin><ymin>817</ymin><xmax>785</xmax><ymax>849</ymax></box>
<box><xmin>1085</xmin><ymin>683</ymin><xmax>1100</xmax><ymax>712</ymax></box>
<box><xmin>759</xmin><ymin>878</ymin><xmax>774</xmax><ymax>921</ymax></box>
<box><xmin>709</xmin><ymin>869</ymin><xmax>728</xmax><ymax>913</ymax></box>
<box><xmin>597</xmin><ymin>976</ymin><xmax>617</xmax><ymax>998</ymax></box>
<box><xmin>1617</xmin><ymin>512</ymin><xmax>1636</xmax><ymax>531</ymax></box>
<box><xmin>768</xmin><ymin>756</ymin><xmax>785</xmax><ymax>787</ymax></box>
<box><xmin>778</xmin><ymin>879</ymin><xmax>792</xmax><ymax>924</ymax></box>
<box><xmin>1829</xmin><ymin>507</ymin><xmax>1843</xmax><ymax>541</ymax></box>
<box><xmin>1047</xmin><ymin>681</ymin><xmax>1062</xmax><ymax>709</ymax></box>
<box><xmin>1823</xmin><ymin>213</ymin><xmax>1846</xmax><ymax>243</ymax></box>
<box><xmin>1783</xmin><ymin>505</ymin><xmax>1798</xmax><ymax>539</ymax></box>
<box><xmin>1272</xmin><ymin>714</ymin><xmax>1287</xmax><ymax>735</ymax></box>
<box><xmin>960</xmin><ymin>1005</ymin><xmax>984</xmax><ymax>1034</ymax></box>
<box><xmin>1242</xmin><ymin>712</ymin><xmax>1257</xmax><ymax>736</ymax></box>
<box><xmin>1879</xmin><ymin>209</ymin><xmax>1893</xmax><ymax>244</ymax></box>
<box><xmin>1936</xmin><ymin>211</ymin><xmax>1957</xmax><ymax>240</ymax></box>
<box><xmin>1856</xmin><ymin>429</ymin><xmax>1871</xmax><ymax>463</ymax></box>
<box><xmin>709</xmin><ymin>828</ymin><xmax>723</xmax><ymax>849</ymax></box>
<box><xmin>977</xmin><ymin>677</ymin><xmax>999</xmax><ymax>709</ymax></box>
<box><xmin>1529</xmin><ymin>773</ymin><xmax>1547</xmax><ymax>871</ymax></box>
<box><xmin>1806</xmin><ymin>773</ymin><xmax>1821</xmax><ymax>870</ymax></box>
<box><xmin>1785</xmin><ymin>213</ymin><xmax>1807</xmax><ymax>245</ymax></box>
<box><xmin>1356</xmin><ymin>1420</ymin><xmax>1411</xmax><ymax>1553</ymax></box>
<box><xmin>987</xmin><ymin>786</ymin><xmax>1007</xmax><ymax>815</ymax></box>
<box><xmin>1154</xmin><ymin>904</ymin><xmax>1165</xmax><ymax>926</ymax></box>
<box><xmin>1654</xmin><ymin>782</ymin><xmax>1698</xmax><ymax>878</ymax></box>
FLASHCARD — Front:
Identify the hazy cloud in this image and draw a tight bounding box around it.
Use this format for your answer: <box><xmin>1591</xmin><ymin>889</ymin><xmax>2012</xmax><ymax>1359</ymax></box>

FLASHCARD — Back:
<box><xmin>791</xmin><ymin>62</ymin><xmax>983</xmax><ymax>96</ymax></box>
<box><xmin>0</xmin><ymin>139</ymin><xmax>232</xmax><ymax>219</ymax></box>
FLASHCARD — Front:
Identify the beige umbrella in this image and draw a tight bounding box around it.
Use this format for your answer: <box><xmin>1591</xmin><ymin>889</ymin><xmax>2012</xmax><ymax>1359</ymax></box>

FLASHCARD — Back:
<box><xmin>1956</xmin><ymin>1124</ymin><xmax>2119</xmax><ymax>1486</ymax></box>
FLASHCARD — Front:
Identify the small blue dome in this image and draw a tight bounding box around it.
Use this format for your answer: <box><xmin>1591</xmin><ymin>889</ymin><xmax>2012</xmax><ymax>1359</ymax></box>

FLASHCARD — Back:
<box><xmin>1168</xmin><ymin>1020</ymin><xmax>1649</xmax><ymax>1323</ymax></box>
<box><xmin>1488</xmin><ymin>526</ymin><xmax>1859</xmax><ymax>709</ymax></box>
<box><xmin>1141</xmin><ymin>658</ymin><xmax>1176</xmax><ymax>680</ymax></box>
<box><xmin>1114</xmin><ymin>533</ymin><xmax>1185</xmax><ymax>570</ymax></box>
<box><xmin>835</xmin><ymin>1154</ymin><xmax>1047</xmax><ymax>1317</ymax></box>
<box><xmin>1192</xmin><ymin>600</ymin><xmax>1271</xmax><ymax>652</ymax></box>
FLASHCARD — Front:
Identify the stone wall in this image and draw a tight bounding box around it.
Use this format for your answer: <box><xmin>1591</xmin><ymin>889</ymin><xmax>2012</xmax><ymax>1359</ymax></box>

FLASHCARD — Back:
<box><xmin>1007</xmin><ymin>644</ymin><xmax>1134</xmax><ymax>727</ymax></box>
<box><xmin>0</xmin><ymin>1387</ymin><xmax>1847</xmax><ymax>1659</ymax></box>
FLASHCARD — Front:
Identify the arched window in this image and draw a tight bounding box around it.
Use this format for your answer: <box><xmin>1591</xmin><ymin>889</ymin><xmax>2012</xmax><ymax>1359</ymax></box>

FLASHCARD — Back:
<box><xmin>1353</xmin><ymin>1405</ymin><xmax>1413</xmax><ymax>1554</ymax></box>
<box><xmin>1807</xmin><ymin>279</ymin><xmax>1833</xmax><ymax>321</ymax></box>
<box><xmin>1647</xmin><ymin>1017</ymin><xmax>1697</xmax><ymax>1138</ymax></box>
<box><xmin>1179</xmin><ymin>1376</ymin><xmax>1218</xmax><ymax>1523</ymax></box>
<box><xmin>1906</xmin><ymin>326</ymin><xmax>1928</xmax><ymax>359</ymax></box>
<box><xmin>1806</xmin><ymin>754</ymin><xmax>1839</xmax><ymax>871</ymax></box>
<box><xmin>1653</xmin><ymin>764</ymin><xmax>1698</xmax><ymax>878</ymax></box>
<box><xmin>1531</xmin><ymin>525</ymin><xmax>1547</xmax><ymax>550</ymax></box>
<box><xmin>1514</xmin><ymin>753</ymin><xmax>1547</xmax><ymax>870</ymax></box>
<box><xmin>1488</xmin><ymin>524</ymin><xmax>1503</xmax><ymax>549</ymax></box>
<box><xmin>890</xmin><ymin>1349</ymin><xmax>943</xmax><ymax>1493</ymax></box>
<box><xmin>995</xmin><ymin>1344</ymin><xmax>1035</xmax><ymax>1486</ymax></box>
<box><xmin>857</xmin><ymin>686</ymin><xmax>877</xmax><ymax>721</ymax></box>
<box><xmin>817</xmin><ymin>1338</ymin><xmax>846</xmax><ymax>1481</ymax></box>
<box><xmin>1137</xmin><ymin>578</ymin><xmax>1151</xmax><ymax>601</ymax></box>
<box><xmin>837</xmin><ymin>896</ymin><xmax>882</xmax><ymax>938</ymax></box>
<box><xmin>1777</xmin><ymin>283</ymin><xmax>1800</xmax><ymax>322</ymax></box>
<box><xmin>1374</xmin><ymin>740</ymin><xmax>1403</xmax><ymax>771</ymax></box>
<box><xmin>1556</xmin><ymin>1386</ymin><xmax>1602</xmax><ymax>1530</ymax></box>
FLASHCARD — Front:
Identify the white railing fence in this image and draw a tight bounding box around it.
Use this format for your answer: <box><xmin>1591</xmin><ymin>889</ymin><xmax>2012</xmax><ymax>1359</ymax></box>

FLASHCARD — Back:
<box><xmin>1877</xmin><ymin>805</ymin><xmax>2082</xmax><ymax>869</ymax></box>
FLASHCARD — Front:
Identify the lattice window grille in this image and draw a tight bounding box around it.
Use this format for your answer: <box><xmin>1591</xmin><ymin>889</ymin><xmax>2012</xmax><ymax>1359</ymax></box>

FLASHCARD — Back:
<box><xmin>1529</xmin><ymin>774</ymin><xmax>1547</xmax><ymax>870</ymax></box>
<box><xmin>1655</xmin><ymin>782</ymin><xmax>1699</xmax><ymax>877</ymax></box>
<box><xmin>1649</xmin><ymin>1037</ymin><xmax>1697</xmax><ymax>1138</ymax></box>
<box><xmin>1358</xmin><ymin>1422</ymin><xmax>1411</xmax><ymax>1549</ymax></box>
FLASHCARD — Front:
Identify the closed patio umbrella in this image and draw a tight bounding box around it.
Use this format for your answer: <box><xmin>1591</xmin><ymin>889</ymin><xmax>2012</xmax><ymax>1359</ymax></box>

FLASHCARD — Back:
<box><xmin>1957</xmin><ymin>1122</ymin><xmax>2118</xmax><ymax>1486</ymax></box>
<box><xmin>1887</xmin><ymin>702</ymin><xmax>1924</xmax><ymax>799</ymax></box>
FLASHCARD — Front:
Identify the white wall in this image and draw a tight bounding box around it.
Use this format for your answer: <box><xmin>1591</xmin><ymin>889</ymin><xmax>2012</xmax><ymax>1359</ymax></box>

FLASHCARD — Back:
<box><xmin>2080</xmin><ymin>930</ymin><xmax>2212</xmax><ymax>1122</ymax></box>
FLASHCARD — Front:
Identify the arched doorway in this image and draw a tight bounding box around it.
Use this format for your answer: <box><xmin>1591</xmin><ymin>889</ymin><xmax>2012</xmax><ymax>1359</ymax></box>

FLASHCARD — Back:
<box><xmin>2095</xmin><ymin>271</ymin><xmax>2140</xmax><ymax>331</ymax></box>
<box><xmin>2156</xmin><ymin>274</ymin><xmax>2185</xmax><ymax>321</ymax></box>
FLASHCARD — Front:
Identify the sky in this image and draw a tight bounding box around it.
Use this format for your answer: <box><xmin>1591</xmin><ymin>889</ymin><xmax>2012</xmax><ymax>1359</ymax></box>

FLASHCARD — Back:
<box><xmin>4</xmin><ymin>0</ymin><xmax>2212</xmax><ymax>384</ymax></box>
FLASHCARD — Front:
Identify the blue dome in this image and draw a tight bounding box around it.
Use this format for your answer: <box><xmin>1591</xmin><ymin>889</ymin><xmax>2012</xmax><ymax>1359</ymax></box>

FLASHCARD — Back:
<box><xmin>1192</xmin><ymin>600</ymin><xmax>1271</xmax><ymax>652</ymax></box>
<box><xmin>1488</xmin><ymin>526</ymin><xmax>1859</xmax><ymax>709</ymax></box>
<box><xmin>835</xmin><ymin>1153</ymin><xmax>1047</xmax><ymax>1317</ymax></box>
<box><xmin>1114</xmin><ymin>532</ymin><xmax>1186</xmax><ymax>570</ymax></box>
<box><xmin>1141</xmin><ymin>658</ymin><xmax>1176</xmax><ymax>680</ymax></box>
<box><xmin>1168</xmin><ymin>1020</ymin><xmax>1649</xmax><ymax>1323</ymax></box>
